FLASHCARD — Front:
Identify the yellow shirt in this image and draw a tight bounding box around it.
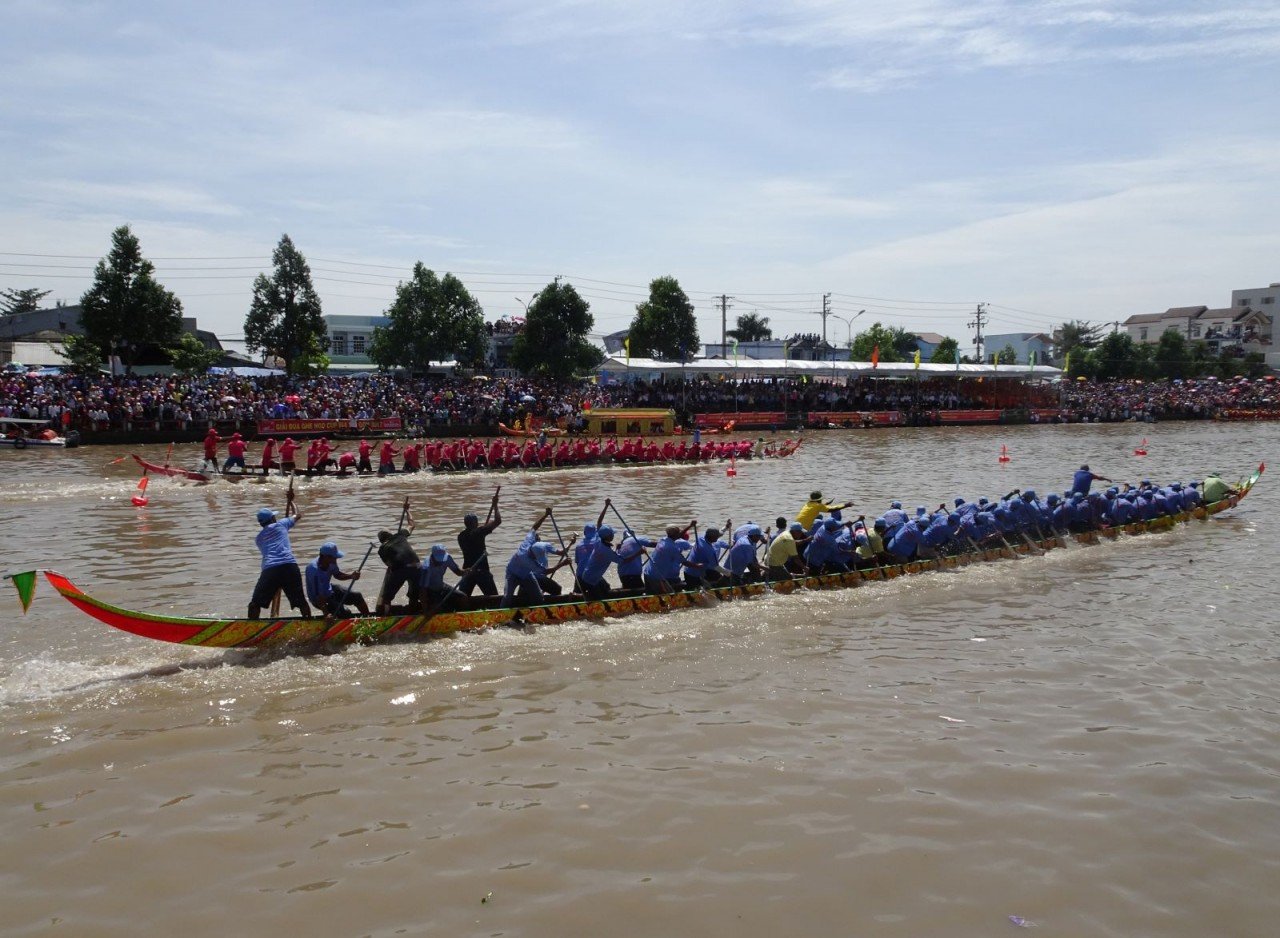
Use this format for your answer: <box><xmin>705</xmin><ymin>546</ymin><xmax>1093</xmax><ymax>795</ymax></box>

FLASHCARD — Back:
<box><xmin>767</xmin><ymin>531</ymin><xmax>799</xmax><ymax>567</ymax></box>
<box><xmin>796</xmin><ymin>499</ymin><xmax>838</xmax><ymax>528</ymax></box>
<box><xmin>856</xmin><ymin>530</ymin><xmax>884</xmax><ymax>560</ymax></box>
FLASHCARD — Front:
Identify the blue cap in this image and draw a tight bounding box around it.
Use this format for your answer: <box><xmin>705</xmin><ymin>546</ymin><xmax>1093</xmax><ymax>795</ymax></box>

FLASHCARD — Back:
<box><xmin>1046</xmin><ymin>493</ymin><xmax>1059</xmax><ymax>504</ymax></box>
<box><xmin>891</xmin><ymin>500</ymin><xmax>902</xmax><ymax>509</ymax></box>
<box><xmin>257</xmin><ymin>507</ymin><xmax>276</xmax><ymax>525</ymax></box>
<box><xmin>916</xmin><ymin>506</ymin><xmax>927</xmax><ymax>516</ymax></box>
<box><xmin>823</xmin><ymin>518</ymin><xmax>840</xmax><ymax>531</ymax></box>
<box><xmin>1171</xmin><ymin>482</ymin><xmax>1182</xmax><ymax>491</ymax></box>
<box><xmin>1022</xmin><ymin>489</ymin><xmax>1036</xmax><ymax>500</ymax></box>
<box><xmin>598</xmin><ymin>525</ymin><xmax>615</xmax><ymax>540</ymax></box>
<box><xmin>955</xmin><ymin>497</ymin><xmax>965</xmax><ymax>506</ymax></box>
<box><xmin>430</xmin><ymin>544</ymin><xmax>447</xmax><ymax>559</ymax></box>
<box><xmin>747</xmin><ymin>524</ymin><xmax>764</xmax><ymax>537</ymax></box>
<box><xmin>916</xmin><ymin>517</ymin><xmax>930</xmax><ymax>527</ymax></box>
<box><xmin>789</xmin><ymin>522</ymin><xmax>804</xmax><ymax>533</ymax></box>
<box><xmin>319</xmin><ymin>541</ymin><xmax>343</xmax><ymax>558</ymax></box>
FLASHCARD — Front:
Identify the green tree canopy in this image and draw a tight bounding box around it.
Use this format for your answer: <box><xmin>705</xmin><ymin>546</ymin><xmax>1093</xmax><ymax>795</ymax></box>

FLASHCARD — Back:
<box><xmin>1155</xmin><ymin>327</ymin><xmax>1191</xmax><ymax>379</ymax></box>
<box><xmin>626</xmin><ymin>276</ymin><xmax>700</xmax><ymax>360</ymax></box>
<box><xmin>169</xmin><ymin>333</ymin><xmax>222</xmax><ymax>375</ymax></box>
<box><xmin>1052</xmin><ymin>319</ymin><xmax>1104</xmax><ymax>365</ymax></box>
<box><xmin>1086</xmin><ymin>331</ymin><xmax>1139</xmax><ymax>379</ymax></box>
<box><xmin>993</xmin><ymin>344</ymin><xmax>1018</xmax><ymax>365</ymax></box>
<box><xmin>245</xmin><ymin>234</ymin><xmax>327</xmax><ymax>375</ymax></box>
<box><xmin>368</xmin><ymin>264</ymin><xmax>488</xmax><ymax>372</ymax></box>
<box><xmin>79</xmin><ymin>226</ymin><xmax>183</xmax><ymax>373</ymax></box>
<box><xmin>726</xmin><ymin>312</ymin><xmax>772</xmax><ymax>342</ymax></box>
<box><xmin>929</xmin><ymin>336</ymin><xmax>959</xmax><ymax>364</ymax></box>
<box><xmin>57</xmin><ymin>333</ymin><xmax>104</xmax><ymax>373</ymax></box>
<box><xmin>510</xmin><ymin>279</ymin><xmax>604</xmax><ymax>379</ymax></box>
<box><xmin>849</xmin><ymin>322</ymin><xmax>918</xmax><ymax>363</ymax></box>
<box><xmin>1</xmin><ymin>287</ymin><xmax>52</xmax><ymax>316</ymax></box>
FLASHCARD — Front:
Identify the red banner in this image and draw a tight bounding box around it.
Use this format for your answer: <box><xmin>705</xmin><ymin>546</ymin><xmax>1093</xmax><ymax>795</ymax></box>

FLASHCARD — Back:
<box><xmin>811</xmin><ymin>411</ymin><xmax>903</xmax><ymax>426</ymax></box>
<box><xmin>937</xmin><ymin>409</ymin><xmax>1002</xmax><ymax>424</ymax></box>
<box><xmin>694</xmin><ymin>412</ymin><xmax>787</xmax><ymax>429</ymax></box>
<box><xmin>255</xmin><ymin>417</ymin><xmax>403</xmax><ymax>435</ymax></box>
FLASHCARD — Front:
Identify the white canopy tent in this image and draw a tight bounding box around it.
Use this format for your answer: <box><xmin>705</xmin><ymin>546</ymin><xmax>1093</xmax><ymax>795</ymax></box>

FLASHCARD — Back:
<box><xmin>599</xmin><ymin>356</ymin><xmax>1062</xmax><ymax>380</ymax></box>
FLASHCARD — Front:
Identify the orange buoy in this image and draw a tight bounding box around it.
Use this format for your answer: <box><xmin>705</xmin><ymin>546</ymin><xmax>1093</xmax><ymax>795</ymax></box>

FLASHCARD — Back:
<box><xmin>726</xmin><ymin>455</ymin><xmax>737</xmax><ymax>477</ymax></box>
<box><xmin>131</xmin><ymin>474</ymin><xmax>150</xmax><ymax>507</ymax></box>
<box><xmin>1134</xmin><ymin>437</ymin><xmax>1148</xmax><ymax>456</ymax></box>
<box><xmin>998</xmin><ymin>444</ymin><xmax>1011</xmax><ymax>464</ymax></box>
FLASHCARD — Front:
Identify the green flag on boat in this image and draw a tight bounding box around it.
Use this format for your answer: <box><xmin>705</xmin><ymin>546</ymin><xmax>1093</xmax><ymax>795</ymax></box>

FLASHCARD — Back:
<box><xmin>5</xmin><ymin>570</ymin><xmax>37</xmax><ymax>614</ymax></box>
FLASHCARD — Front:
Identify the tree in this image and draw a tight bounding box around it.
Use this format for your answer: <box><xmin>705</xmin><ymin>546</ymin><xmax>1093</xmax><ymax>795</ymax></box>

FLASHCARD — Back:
<box><xmin>1154</xmin><ymin>327</ymin><xmax>1191</xmax><ymax>379</ymax></box>
<box><xmin>1087</xmin><ymin>331</ymin><xmax>1139</xmax><ymax>379</ymax></box>
<box><xmin>79</xmin><ymin>225</ymin><xmax>183</xmax><ymax>373</ymax></box>
<box><xmin>509</xmin><ymin>279</ymin><xmax>605</xmax><ymax>379</ymax></box>
<box><xmin>169</xmin><ymin>333</ymin><xmax>222</xmax><ymax>375</ymax></box>
<box><xmin>369</xmin><ymin>264</ymin><xmax>488</xmax><ymax>372</ymax></box>
<box><xmin>1052</xmin><ymin>320</ymin><xmax>1104</xmax><ymax>365</ymax></box>
<box><xmin>1</xmin><ymin>287</ymin><xmax>51</xmax><ymax>316</ymax></box>
<box><xmin>929</xmin><ymin>336</ymin><xmax>959</xmax><ymax>364</ymax></box>
<box><xmin>245</xmin><ymin>234</ymin><xmax>327</xmax><ymax>374</ymax></box>
<box><xmin>626</xmin><ymin>276</ymin><xmax>700</xmax><ymax>360</ymax></box>
<box><xmin>993</xmin><ymin>344</ymin><xmax>1018</xmax><ymax>365</ymax></box>
<box><xmin>726</xmin><ymin>312</ymin><xmax>772</xmax><ymax>342</ymax></box>
<box><xmin>57</xmin><ymin>333</ymin><xmax>104</xmax><ymax>373</ymax></box>
<box><xmin>849</xmin><ymin>322</ymin><xmax>918</xmax><ymax>363</ymax></box>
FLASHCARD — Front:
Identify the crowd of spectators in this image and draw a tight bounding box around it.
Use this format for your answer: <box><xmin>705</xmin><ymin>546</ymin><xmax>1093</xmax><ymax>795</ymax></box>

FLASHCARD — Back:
<box><xmin>1057</xmin><ymin>376</ymin><xmax>1279</xmax><ymax>422</ymax></box>
<box><xmin>1</xmin><ymin>368</ymin><xmax>1277</xmax><ymax>437</ymax></box>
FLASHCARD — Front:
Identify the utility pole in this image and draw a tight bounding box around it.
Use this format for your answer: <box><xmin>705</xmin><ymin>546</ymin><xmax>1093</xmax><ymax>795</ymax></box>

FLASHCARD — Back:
<box><xmin>968</xmin><ymin>302</ymin><xmax>988</xmax><ymax>363</ymax></box>
<box><xmin>719</xmin><ymin>294</ymin><xmax>733</xmax><ymax>357</ymax></box>
<box><xmin>820</xmin><ymin>292</ymin><xmax>832</xmax><ymax>344</ymax></box>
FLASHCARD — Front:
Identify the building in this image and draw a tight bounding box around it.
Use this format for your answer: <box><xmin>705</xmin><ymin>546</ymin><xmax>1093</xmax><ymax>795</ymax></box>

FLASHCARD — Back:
<box><xmin>911</xmin><ymin>332</ymin><xmax>948</xmax><ymax>359</ymax></box>
<box><xmin>1123</xmin><ymin>304</ymin><xmax>1273</xmax><ymax>358</ymax></box>
<box><xmin>1231</xmin><ymin>282</ymin><xmax>1280</xmax><ymax>312</ymax></box>
<box><xmin>700</xmin><ymin>334</ymin><xmax>843</xmax><ymax>361</ymax></box>
<box><xmin>324</xmin><ymin>313</ymin><xmax>388</xmax><ymax>370</ymax></box>
<box><xmin>981</xmin><ymin>332</ymin><xmax>1054</xmax><ymax>365</ymax></box>
<box><xmin>0</xmin><ymin>304</ymin><xmax>223</xmax><ymax>370</ymax></box>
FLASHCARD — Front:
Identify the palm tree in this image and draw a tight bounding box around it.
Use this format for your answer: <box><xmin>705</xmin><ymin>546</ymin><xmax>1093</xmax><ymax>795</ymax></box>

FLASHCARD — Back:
<box><xmin>726</xmin><ymin>312</ymin><xmax>772</xmax><ymax>342</ymax></box>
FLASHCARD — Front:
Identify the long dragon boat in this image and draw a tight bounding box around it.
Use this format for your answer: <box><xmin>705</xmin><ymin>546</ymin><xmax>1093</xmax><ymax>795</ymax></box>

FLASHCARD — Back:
<box><xmin>17</xmin><ymin>465</ymin><xmax>1261</xmax><ymax>652</ymax></box>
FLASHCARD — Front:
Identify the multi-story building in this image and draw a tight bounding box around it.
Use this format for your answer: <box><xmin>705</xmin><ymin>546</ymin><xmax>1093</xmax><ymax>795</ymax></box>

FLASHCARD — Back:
<box><xmin>1124</xmin><ymin>295</ymin><xmax>1273</xmax><ymax>362</ymax></box>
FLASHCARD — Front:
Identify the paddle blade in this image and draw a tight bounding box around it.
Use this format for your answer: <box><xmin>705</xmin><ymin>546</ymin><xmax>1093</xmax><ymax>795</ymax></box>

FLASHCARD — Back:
<box><xmin>131</xmin><ymin>475</ymin><xmax>150</xmax><ymax>506</ymax></box>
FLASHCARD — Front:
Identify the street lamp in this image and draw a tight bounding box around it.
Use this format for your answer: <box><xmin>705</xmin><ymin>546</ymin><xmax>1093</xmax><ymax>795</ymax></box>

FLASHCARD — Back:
<box><xmin>829</xmin><ymin>309</ymin><xmax>866</xmax><ymax>351</ymax></box>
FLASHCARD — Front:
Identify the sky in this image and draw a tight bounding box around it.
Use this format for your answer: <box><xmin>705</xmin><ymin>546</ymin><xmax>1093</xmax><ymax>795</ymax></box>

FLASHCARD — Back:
<box><xmin>2</xmin><ymin>0</ymin><xmax>1279</xmax><ymax>356</ymax></box>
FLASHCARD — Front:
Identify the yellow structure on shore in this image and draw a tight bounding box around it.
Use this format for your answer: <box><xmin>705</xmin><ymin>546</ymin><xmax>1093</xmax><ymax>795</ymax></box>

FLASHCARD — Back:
<box><xmin>582</xmin><ymin>407</ymin><xmax>675</xmax><ymax>436</ymax></box>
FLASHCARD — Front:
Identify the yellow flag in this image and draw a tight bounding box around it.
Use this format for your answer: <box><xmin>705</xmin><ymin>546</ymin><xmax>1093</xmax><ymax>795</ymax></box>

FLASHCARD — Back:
<box><xmin>624</xmin><ymin>336</ymin><xmax>630</xmax><ymax>365</ymax></box>
<box><xmin>913</xmin><ymin>349</ymin><xmax>921</xmax><ymax>369</ymax></box>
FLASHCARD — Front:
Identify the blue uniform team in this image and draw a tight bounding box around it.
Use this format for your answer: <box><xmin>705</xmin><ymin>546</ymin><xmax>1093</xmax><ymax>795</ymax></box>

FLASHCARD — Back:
<box><xmin>250</xmin><ymin>465</ymin><xmax>1216</xmax><ymax>616</ymax></box>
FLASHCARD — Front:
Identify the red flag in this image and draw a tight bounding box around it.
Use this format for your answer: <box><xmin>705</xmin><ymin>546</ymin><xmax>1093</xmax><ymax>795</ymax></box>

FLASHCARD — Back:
<box><xmin>871</xmin><ymin>345</ymin><xmax>880</xmax><ymax>369</ymax></box>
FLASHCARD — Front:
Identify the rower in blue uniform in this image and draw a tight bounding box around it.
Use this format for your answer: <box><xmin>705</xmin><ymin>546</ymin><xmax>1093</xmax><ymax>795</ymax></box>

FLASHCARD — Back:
<box><xmin>616</xmin><ymin>529</ymin><xmax>655</xmax><ymax>590</ymax></box>
<box><xmin>578</xmin><ymin>525</ymin><xmax>644</xmax><ymax>599</ymax></box>
<box><xmin>643</xmin><ymin>524</ymin><xmax>694</xmax><ymax>594</ymax></box>
<box><xmin>727</xmin><ymin>525</ymin><xmax>766</xmax><ymax>585</ymax></box>
<box><xmin>1072</xmin><ymin>464</ymin><xmax>1112</xmax><ymax>496</ymax></box>
<box><xmin>421</xmin><ymin>544</ymin><xmax>468</xmax><ymax>612</ymax></box>
<box><xmin>686</xmin><ymin>526</ymin><xmax>726</xmax><ymax>589</ymax></box>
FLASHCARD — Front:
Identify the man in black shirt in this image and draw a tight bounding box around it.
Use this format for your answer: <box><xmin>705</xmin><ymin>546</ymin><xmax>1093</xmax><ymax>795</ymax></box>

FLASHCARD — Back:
<box><xmin>376</xmin><ymin>499</ymin><xmax>420</xmax><ymax>613</ymax></box>
<box><xmin>457</xmin><ymin>489</ymin><xmax>502</xmax><ymax>597</ymax></box>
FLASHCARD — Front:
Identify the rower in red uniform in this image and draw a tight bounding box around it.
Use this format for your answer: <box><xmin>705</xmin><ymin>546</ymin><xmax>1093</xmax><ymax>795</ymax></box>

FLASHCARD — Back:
<box><xmin>487</xmin><ymin>439</ymin><xmax>504</xmax><ymax>467</ymax></box>
<box><xmin>305</xmin><ymin>439</ymin><xmax>321</xmax><ymax>473</ymax></box>
<box><xmin>379</xmin><ymin>439</ymin><xmax>399</xmax><ymax>475</ymax></box>
<box><xmin>260</xmin><ymin>437</ymin><xmax>277</xmax><ymax>475</ymax></box>
<box><xmin>603</xmin><ymin>437</ymin><xmax>619</xmax><ymax>460</ymax></box>
<box><xmin>402</xmin><ymin>443</ymin><xmax>421</xmax><ymax>473</ymax></box>
<box><xmin>357</xmin><ymin>439</ymin><xmax>373</xmax><ymax>473</ymax></box>
<box><xmin>223</xmin><ymin>432</ymin><xmax>248</xmax><ymax>473</ymax></box>
<box><xmin>661</xmin><ymin>440</ymin><xmax>676</xmax><ymax>460</ymax></box>
<box><xmin>644</xmin><ymin>440</ymin><xmax>661</xmax><ymax>462</ymax></box>
<box><xmin>202</xmin><ymin>427</ymin><xmax>220</xmax><ymax>472</ymax></box>
<box><xmin>279</xmin><ymin>438</ymin><xmax>299</xmax><ymax>474</ymax></box>
<box><xmin>337</xmin><ymin>450</ymin><xmax>358</xmax><ymax>473</ymax></box>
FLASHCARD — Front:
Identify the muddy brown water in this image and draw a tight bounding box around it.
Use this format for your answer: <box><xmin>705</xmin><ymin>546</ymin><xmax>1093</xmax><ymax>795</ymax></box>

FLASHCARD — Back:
<box><xmin>1</xmin><ymin>423</ymin><xmax>1278</xmax><ymax>937</ymax></box>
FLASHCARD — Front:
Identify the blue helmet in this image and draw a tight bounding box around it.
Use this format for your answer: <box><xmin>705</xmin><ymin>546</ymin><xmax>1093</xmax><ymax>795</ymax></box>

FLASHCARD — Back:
<box><xmin>1046</xmin><ymin>493</ymin><xmax>1060</xmax><ymax>504</ymax></box>
<box><xmin>954</xmin><ymin>497</ymin><xmax>966</xmax><ymax>506</ymax></box>
<box><xmin>789</xmin><ymin>522</ymin><xmax>804</xmax><ymax>533</ymax></box>
<box><xmin>823</xmin><ymin>518</ymin><xmax>840</xmax><ymax>531</ymax></box>
<box><xmin>597</xmin><ymin>525</ymin><xmax>615</xmax><ymax>541</ymax></box>
<box><xmin>257</xmin><ymin>507</ymin><xmax>277</xmax><ymax>525</ymax></box>
<box><xmin>583</xmin><ymin>523</ymin><xmax>597</xmax><ymax>539</ymax></box>
<box><xmin>891</xmin><ymin>500</ymin><xmax>902</xmax><ymax>509</ymax></box>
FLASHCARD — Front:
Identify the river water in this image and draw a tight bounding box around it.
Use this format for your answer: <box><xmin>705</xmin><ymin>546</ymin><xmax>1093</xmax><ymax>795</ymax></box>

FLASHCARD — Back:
<box><xmin>1</xmin><ymin>423</ymin><xmax>1277</xmax><ymax>937</ymax></box>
